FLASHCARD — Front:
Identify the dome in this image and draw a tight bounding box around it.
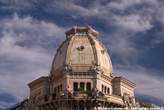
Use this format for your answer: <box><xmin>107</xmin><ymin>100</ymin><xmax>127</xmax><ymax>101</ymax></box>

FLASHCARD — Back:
<box><xmin>51</xmin><ymin>26</ymin><xmax>112</xmax><ymax>77</ymax></box>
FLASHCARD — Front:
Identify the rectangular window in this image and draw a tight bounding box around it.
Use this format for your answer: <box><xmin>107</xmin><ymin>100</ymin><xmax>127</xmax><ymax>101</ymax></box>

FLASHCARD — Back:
<box><xmin>80</xmin><ymin>82</ymin><xmax>85</xmax><ymax>91</ymax></box>
<box><xmin>73</xmin><ymin>82</ymin><xmax>78</xmax><ymax>91</ymax></box>
<box><xmin>86</xmin><ymin>82</ymin><xmax>91</xmax><ymax>91</ymax></box>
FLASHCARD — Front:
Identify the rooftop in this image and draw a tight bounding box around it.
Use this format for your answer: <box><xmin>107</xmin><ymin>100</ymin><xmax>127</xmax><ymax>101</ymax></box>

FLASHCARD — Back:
<box><xmin>65</xmin><ymin>26</ymin><xmax>99</xmax><ymax>38</ymax></box>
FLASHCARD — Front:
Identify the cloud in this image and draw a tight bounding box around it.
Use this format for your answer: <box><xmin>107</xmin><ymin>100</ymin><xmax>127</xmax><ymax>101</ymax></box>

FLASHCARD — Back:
<box><xmin>114</xmin><ymin>65</ymin><xmax>164</xmax><ymax>102</ymax></box>
<box><xmin>114</xmin><ymin>14</ymin><xmax>153</xmax><ymax>32</ymax></box>
<box><xmin>0</xmin><ymin>35</ymin><xmax>48</xmax><ymax>63</ymax></box>
<box><xmin>0</xmin><ymin>101</ymin><xmax>14</xmax><ymax>110</ymax></box>
<box><xmin>0</xmin><ymin>0</ymin><xmax>159</xmax><ymax>33</ymax></box>
<box><xmin>1</xmin><ymin>13</ymin><xmax>66</xmax><ymax>47</ymax></box>
<box><xmin>0</xmin><ymin>0</ymin><xmax>35</xmax><ymax>11</ymax></box>
<box><xmin>0</xmin><ymin>14</ymin><xmax>66</xmax><ymax>101</ymax></box>
<box><xmin>108</xmin><ymin>0</ymin><xmax>158</xmax><ymax>10</ymax></box>
<box><xmin>105</xmin><ymin>32</ymin><xmax>139</xmax><ymax>64</ymax></box>
<box><xmin>108</xmin><ymin>0</ymin><xmax>141</xmax><ymax>10</ymax></box>
<box><xmin>104</xmin><ymin>15</ymin><xmax>152</xmax><ymax>62</ymax></box>
<box><xmin>0</xmin><ymin>0</ymin><xmax>164</xmax><ymax>108</ymax></box>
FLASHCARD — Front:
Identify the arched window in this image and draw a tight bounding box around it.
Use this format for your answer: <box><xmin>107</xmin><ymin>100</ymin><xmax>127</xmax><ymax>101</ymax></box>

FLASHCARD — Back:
<box><xmin>57</xmin><ymin>86</ymin><xmax>60</xmax><ymax>92</ymax></box>
<box><xmin>60</xmin><ymin>84</ymin><xmax>62</xmax><ymax>91</ymax></box>
<box><xmin>102</xmin><ymin>85</ymin><xmax>104</xmax><ymax>92</ymax></box>
<box><xmin>104</xmin><ymin>86</ymin><xmax>107</xmax><ymax>94</ymax></box>
<box><xmin>107</xmin><ymin>88</ymin><xmax>110</xmax><ymax>94</ymax></box>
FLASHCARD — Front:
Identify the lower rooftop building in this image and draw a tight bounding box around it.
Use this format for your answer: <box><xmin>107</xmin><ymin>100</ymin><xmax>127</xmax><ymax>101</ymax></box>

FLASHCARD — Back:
<box><xmin>8</xmin><ymin>26</ymin><xmax>141</xmax><ymax>110</ymax></box>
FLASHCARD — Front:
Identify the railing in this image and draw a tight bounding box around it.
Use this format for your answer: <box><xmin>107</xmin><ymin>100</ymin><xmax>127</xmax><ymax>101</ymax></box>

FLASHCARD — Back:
<box><xmin>38</xmin><ymin>90</ymin><xmax>125</xmax><ymax>106</ymax></box>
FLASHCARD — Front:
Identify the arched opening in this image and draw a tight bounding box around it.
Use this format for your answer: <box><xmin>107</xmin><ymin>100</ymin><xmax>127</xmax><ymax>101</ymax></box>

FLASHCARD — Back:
<box><xmin>79</xmin><ymin>101</ymin><xmax>85</xmax><ymax>110</ymax></box>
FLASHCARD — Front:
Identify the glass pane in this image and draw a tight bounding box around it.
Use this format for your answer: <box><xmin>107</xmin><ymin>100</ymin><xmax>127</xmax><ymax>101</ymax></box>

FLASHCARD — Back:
<box><xmin>80</xmin><ymin>82</ymin><xmax>85</xmax><ymax>91</ymax></box>
<box><xmin>86</xmin><ymin>82</ymin><xmax>91</xmax><ymax>91</ymax></box>
<box><xmin>73</xmin><ymin>82</ymin><xmax>78</xmax><ymax>91</ymax></box>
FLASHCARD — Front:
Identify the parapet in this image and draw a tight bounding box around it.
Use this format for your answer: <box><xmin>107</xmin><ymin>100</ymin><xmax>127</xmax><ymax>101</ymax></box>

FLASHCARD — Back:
<box><xmin>65</xmin><ymin>26</ymin><xmax>99</xmax><ymax>38</ymax></box>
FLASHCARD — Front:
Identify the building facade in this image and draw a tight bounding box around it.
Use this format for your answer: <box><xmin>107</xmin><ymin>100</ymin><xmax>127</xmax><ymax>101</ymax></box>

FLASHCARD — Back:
<box><xmin>8</xmin><ymin>26</ymin><xmax>137</xmax><ymax>110</ymax></box>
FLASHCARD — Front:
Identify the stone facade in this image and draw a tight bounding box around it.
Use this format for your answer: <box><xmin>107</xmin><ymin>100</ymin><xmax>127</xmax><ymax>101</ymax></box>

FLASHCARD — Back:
<box><xmin>8</xmin><ymin>26</ymin><xmax>137</xmax><ymax>110</ymax></box>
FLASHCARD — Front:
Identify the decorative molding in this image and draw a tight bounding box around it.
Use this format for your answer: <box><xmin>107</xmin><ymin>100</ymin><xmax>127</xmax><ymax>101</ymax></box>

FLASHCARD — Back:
<box><xmin>63</xmin><ymin>64</ymin><xmax>72</xmax><ymax>73</ymax></box>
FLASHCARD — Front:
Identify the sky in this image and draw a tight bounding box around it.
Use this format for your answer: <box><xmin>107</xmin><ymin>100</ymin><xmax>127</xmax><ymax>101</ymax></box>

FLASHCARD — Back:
<box><xmin>0</xmin><ymin>0</ymin><xmax>164</xmax><ymax>109</ymax></box>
